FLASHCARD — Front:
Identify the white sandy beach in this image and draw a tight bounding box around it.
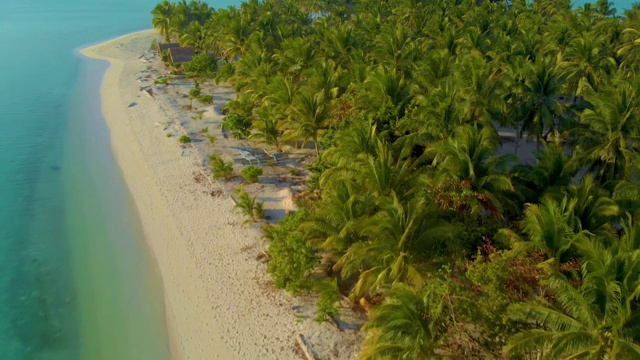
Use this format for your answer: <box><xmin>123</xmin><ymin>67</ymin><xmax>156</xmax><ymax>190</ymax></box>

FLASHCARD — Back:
<box><xmin>80</xmin><ymin>30</ymin><xmax>361</xmax><ymax>360</ymax></box>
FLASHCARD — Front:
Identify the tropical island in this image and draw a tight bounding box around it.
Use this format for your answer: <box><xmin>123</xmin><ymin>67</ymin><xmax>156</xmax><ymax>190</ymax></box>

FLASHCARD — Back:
<box><xmin>86</xmin><ymin>0</ymin><xmax>639</xmax><ymax>358</ymax></box>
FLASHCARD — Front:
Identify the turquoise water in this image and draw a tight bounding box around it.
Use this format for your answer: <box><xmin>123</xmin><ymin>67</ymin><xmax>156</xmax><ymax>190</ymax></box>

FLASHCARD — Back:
<box><xmin>574</xmin><ymin>0</ymin><xmax>635</xmax><ymax>11</ymax></box>
<box><xmin>0</xmin><ymin>0</ymin><xmax>239</xmax><ymax>359</ymax></box>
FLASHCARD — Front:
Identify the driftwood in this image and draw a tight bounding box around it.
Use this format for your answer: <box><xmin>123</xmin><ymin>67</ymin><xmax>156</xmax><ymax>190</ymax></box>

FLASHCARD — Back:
<box><xmin>296</xmin><ymin>334</ymin><xmax>318</xmax><ymax>360</ymax></box>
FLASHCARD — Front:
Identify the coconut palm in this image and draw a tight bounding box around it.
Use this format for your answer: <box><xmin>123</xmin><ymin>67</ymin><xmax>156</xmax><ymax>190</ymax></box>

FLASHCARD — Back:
<box><xmin>559</xmin><ymin>34</ymin><xmax>616</xmax><ymax>94</ymax></box>
<box><xmin>518</xmin><ymin>195</ymin><xmax>585</xmax><ymax>261</ymax></box>
<box><xmin>511</xmin><ymin>138</ymin><xmax>581</xmax><ymax>203</ymax></box>
<box><xmin>572</xmin><ymin>79</ymin><xmax>640</xmax><ymax>184</ymax></box>
<box><xmin>453</xmin><ymin>52</ymin><xmax>506</xmax><ymax>127</ymax></box>
<box><xmin>304</xmin><ymin>180</ymin><xmax>374</xmax><ymax>252</ymax></box>
<box><xmin>427</xmin><ymin>125</ymin><xmax>516</xmax><ymax>216</ymax></box>
<box><xmin>617</xmin><ymin>28</ymin><xmax>640</xmax><ymax>75</ymax></box>
<box><xmin>151</xmin><ymin>0</ymin><xmax>175</xmax><ymax>42</ymax></box>
<box><xmin>281</xmin><ymin>87</ymin><xmax>331</xmax><ymax>155</ymax></box>
<box><xmin>505</xmin><ymin>257</ymin><xmax>640</xmax><ymax>359</ymax></box>
<box><xmin>249</xmin><ymin>105</ymin><xmax>281</xmax><ymax>149</ymax></box>
<box><xmin>321</xmin><ymin>122</ymin><xmax>380</xmax><ymax>166</ymax></box>
<box><xmin>322</xmin><ymin>138</ymin><xmax>424</xmax><ymax>203</ymax></box>
<box><xmin>613</xmin><ymin>181</ymin><xmax>640</xmax><ymax>217</ymax></box>
<box><xmin>272</xmin><ymin>36</ymin><xmax>318</xmax><ymax>81</ymax></box>
<box><xmin>359</xmin><ymin>283</ymin><xmax>447</xmax><ymax>360</ymax></box>
<box><xmin>564</xmin><ymin>175</ymin><xmax>620</xmax><ymax>238</ymax></box>
<box><xmin>506</xmin><ymin>56</ymin><xmax>565</xmax><ymax>143</ymax></box>
<box><xmin>369</xmin><ymin>23</ymin><xmax>416</xmax><ymax>75</ymax></box>
<box><xmin>220</xmin><ymin>14</ymin><xmax>253</xmax><ymax>60</ymax></box>
<box><xmin>179</xmin><ymin>21</ymin><xmax>209</xmax><ymax>52</ymax></box>
<box><xmin>229</xmin><ymin>35</ymin><xmax>275</xmax><ymax>95</ymax></box>
<box><xmin>335</xmin><ymin>196</ymin><xmax>453</xmax><ymax>297</ymax></box>
<box><xmin>357</xmin><ymin>66</ymin><xmax>414</xmax><ymax>121</ymax></box>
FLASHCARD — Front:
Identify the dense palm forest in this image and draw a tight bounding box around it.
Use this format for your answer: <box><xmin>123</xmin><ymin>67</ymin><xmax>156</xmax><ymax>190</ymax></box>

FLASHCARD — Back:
<box><xmin>152</xmin><ymin>0</ymin><xmax>640</xmax><ymax>358</ymax></box>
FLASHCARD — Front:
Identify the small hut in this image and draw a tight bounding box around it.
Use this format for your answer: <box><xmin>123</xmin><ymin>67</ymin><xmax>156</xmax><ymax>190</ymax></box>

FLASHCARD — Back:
<box><xmin>156</xmin><ymin>43</ymin><xmax>180</xmax><ymax>55</ymax></box>
<box><xmin>168</xmin><ymin>47</ymin><xmax>196</xmax><ymax>64</ymax></box>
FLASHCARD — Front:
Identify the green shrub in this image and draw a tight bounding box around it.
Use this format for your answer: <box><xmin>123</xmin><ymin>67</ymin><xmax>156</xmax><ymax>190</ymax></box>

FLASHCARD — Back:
<box><xmin>189</xmin><ymin>87</ymin><xmax>201</xmax><ymax>99</ymax></box>
<box><xmin>234</xmin><ymin>186</ymin><xmax>264</xmax><ymax>223</ymax></box>
<box><xmin>154</xmin><ymin>77</ymin><xmax>169</xmax><ymax>85</ymax></box>
<box><xmin>206</xmin><ymin>135</ymin><xmax>216</xmax><ymax>146</ymax></box>
<box><xmin>166</xmin><ymin>132</ymin><xmax>172</xmax><ymax>137</ymax></box>
<box><xmin>315</xmin><ymin>279</ymin><xmax>340</xmax><ymax>322</ymax></box>
<box><xmin>178</xmin><ymin>135</ymin><xmax>191</xmax><ymax>144</ymax></box>
<box><xmin>254</xmin><ymin>201</ymin><xmax>264</xmax><ymax>220</ymax></box>
<box><xmin>184</xmin><ymin>53</ymin><xmax>217</xmax><ymax>78</ymax></box>
<box><xmin>288</xmin><ymin>169</ymin><xmax>299</xmax><ymax>176</ymax></box>
<box><xmin>222</xmin><ymin>113</ymin><xmax>251</xmax><ymax>139</ymax></box>
<box><xmin>209</xmin><ymin>154</ymin><xmax>234</xmax><ymax>180</ymax></box>
<box><xmin>198</xmin><ymin>94</ymin><xmax>214</xmax><ymax>104</ymax></box>
<box><xmin>200</xmin><ymin>127</ymin><xmax>209</xmax><ymax>134</ymax></box>
<box><xmin>188</xmin><ymin>81</ymin><xmax>201</xmax><ymax>108</ymax></box>
<box><xmin>264</xmin><ymin>209</ymin><xmax>317</xmax><ymax>293</ymax></box>
<box><xmin>149</xmin><ymin>39</ymin><xmax>157</xmax><ymax>51</ymax></box>
<box><xmin>161</xmin><ymin>49</ymin><xmax>170</xmax><ymax>63</ymax></box>
<box><xmin>241</xmin><ymin>165</ymin><xmax>263</xmax><ymax>183</ymax></box>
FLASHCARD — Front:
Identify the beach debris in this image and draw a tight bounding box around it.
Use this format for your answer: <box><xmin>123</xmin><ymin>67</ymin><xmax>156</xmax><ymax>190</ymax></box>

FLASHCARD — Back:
<box><xmin>136</xmin><ymin>74</ymin><xmax>151</xmax><ymax>83</ymax></box>
<box><xmin>139</xmin><ymin>86</ymin><xmax>154</xmax><ymax>98</ymax></box>
<box><xmin>255</xmin><ymin>252</ymin><xmax>269</xmax><ymax>263</ymax></box>
<box><xmin>296</xmin><ymin>334</ymin><xmax>319</xmax><ymax>360</ymax></box>
<box><xmin>128</xmin><ymin>102</ymin><xmax>137</xmax><ymax>108</ymax></box>
<box><xmin>326</xmin><ymin>314</ymin><xmax>343</xmax><ymax>332</ymax></box>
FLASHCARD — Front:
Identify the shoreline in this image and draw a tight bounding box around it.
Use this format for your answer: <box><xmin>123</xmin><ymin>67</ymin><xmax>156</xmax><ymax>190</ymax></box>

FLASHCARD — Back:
<box><xmin>80</xmin><ymin>30</ymin><xmax>187</xmax><ymax>360</ymax></box>
<box><xmin>80</xmin><ymin>30</ymin><xmax>361</xmax><ymax>359</ymax></box>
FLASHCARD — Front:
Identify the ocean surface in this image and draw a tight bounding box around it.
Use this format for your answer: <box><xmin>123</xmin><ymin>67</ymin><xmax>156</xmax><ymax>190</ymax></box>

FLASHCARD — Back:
<box><xmin>0</xmin><ymin>0</ymin><xmax>634</xmax><ymax>359</ymax></box>
<box><xmin>0</xmin><ymin>0</ymin><xmax>239</xmax><ymax>359</ymax></box>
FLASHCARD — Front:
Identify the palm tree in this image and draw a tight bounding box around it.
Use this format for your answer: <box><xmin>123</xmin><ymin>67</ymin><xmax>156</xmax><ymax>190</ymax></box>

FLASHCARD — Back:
<box><xmin>617</xmin><ymin>28</ymin><xmax>640</xmax><ymax>75</ymax></box>
<box><xmin>518</xmin><ymin>195</ymin><xmax>585</xmax><ymax>261</ymax></box>
<box><xmin>427</xmin><ymin>125</ymin><xmax>516</xmax><ymax>216</ymax></box>
<box><xmin>369</xmin><ymin>23</ymin><xmax>416</xmax><ymax>75</ymax></box>
<box><xmin>335</xmin><ymin>196</ymin><xmax>453</xmax><ymax>297</ymax></box>
<box><xmin>179</xmin><ymin>21</ymin><xmax>208</xmax><ymax>52</ymax></box>
<box><xmin>359</xmin><ymin>283</ymin><xmax>447</xmax><ymax>360</ymax></box>
<box><xmin>249</xmin><ymin>105</ymin><xmax>281</xmax><ymax>149</ymax></box>
<box><xmin>281</xmin><ymin>87</ymin><xmax>331</xmax><ymax>155</ymax></box>
<box><xmin>169</xmin><ymin>0</ymin><xmax>190</xmax><ymax>39</ymax></box>
<box><xmin>272</xmin><ymin>36</ymin><xmax>318</xmax><ymax>81</ymax></box>
<box><xmin>357</xmin><ymin>66</ymin><xmax>414</xmax><ymax>122</ymax></box>
<box><xmin>559</xmin><ymin>34</ymin><xmax>615</xmax><ymax>94</ymax></box>
<box><xmin>304</xmin><ymin>180</ymin><xmax>374</xmax><ymax>252</ymax></box>
<box><xmin>322</xmin><ymin>138</ymin><xmax>424</xmax><ymax>203</ymax></box>
<box><xmin>511</xmin><ymin>138</ymin><xmax>580</xmax><ymax>203</ymax></box>
<box><xmin>505</xmin><ymin>56</ymin><xmax>565</xmax><ymax>143</ymax></box>
<box><xmin>564</xmin><ymin>175</ymin><xmax>620</xmax><ymax>238</ymax></box>
<box><xmin>453</xmin><ymin>52</ymin><xmax>506</xmax><ymax>127</ymax></box>
<box><xmin>572</xmin><ymin>79</ymin><xmax>640</xmax><ymax>184</ymax></box>
<box><xmin>505</xmin><ymin>257</ymin><xmax>640</xmax><ymax>358</ymax></box>
<box><xmin>220</xmin><ymin>14</ymin><xmax>253</xmax><ymax>60</ymax></box>
<box><xmin>613</xmin><ymin>181</ymin><xmax>640</xmax><ymax>217</ymax></box>
<box><xmin>151</xmin><ymin>0</ymin><xmax>175</xmax><ymax>42</ymax></box>
<box><xmin>321</xmin><ymin>122</ymin><xmax>380</xmax><ymax>167</ymax></box>
<box><xmin>229</xmin><ymin>35</ymin><xmax>275</xmax><ymax>95</ymax></box>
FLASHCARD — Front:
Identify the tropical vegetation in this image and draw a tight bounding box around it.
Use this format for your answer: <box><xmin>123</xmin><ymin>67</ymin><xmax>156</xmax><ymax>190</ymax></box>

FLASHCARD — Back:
<box><xmin>153</xmin><ymin>0</ymin><xmax>640</xmax><ymax>358</ymax></box>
